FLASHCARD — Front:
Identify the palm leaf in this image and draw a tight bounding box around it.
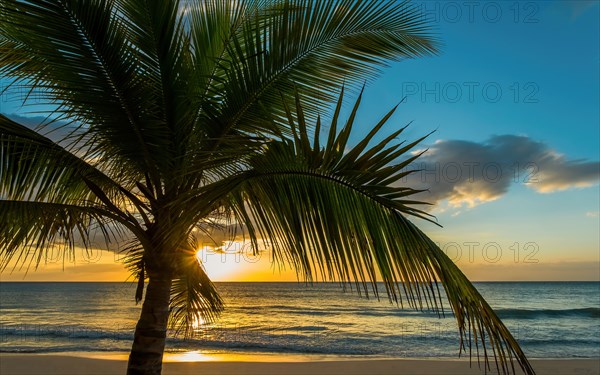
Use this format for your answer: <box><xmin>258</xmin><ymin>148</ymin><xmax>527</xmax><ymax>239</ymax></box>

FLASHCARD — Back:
<box><xmin>0</xmin><ymin>200</ymin><xmax>123</xmax><ymax>272</ymax></box>
<box><xmin>225</xmin><ymin>90</ymin><xmax>534</xmax><ymax>375</ymax></box>
<box><xmin>0</xmin><ymin>114</ymin><xmax>150</xmax><ymax>227</ymax></box>
<box><xmin>180</xmin><ymin>0</ymin><xmax>438</xmax><ymax>190</ymax></box>
<box><xmin>0</xmin><ymin>0</ymin><xmax>171</xmax><ymax>183</ymax></box>
<box><xmin>0</xmin><ymin>115</ymin><xmax>123</xmax><ymax>201</ymax></box>
<box><xmin>169</xmin><ymin>242</ymin><xmax>224</xmax><ymax>337</ymax></box>
<box><xmin>205</xmin><ymin>0</ymin><xmax>438</xmax><ymax>137</ymax></box>
<box><xmin>0</xmin><ymin>114</ymin><xmax>151</xmax><ymax>274</ymax></box>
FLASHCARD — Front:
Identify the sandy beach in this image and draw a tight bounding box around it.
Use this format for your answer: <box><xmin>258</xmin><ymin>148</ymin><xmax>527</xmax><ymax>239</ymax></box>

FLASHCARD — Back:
<box><xmin>0</xmin><ymin>354</ymin><xmax>598</xmax><ymax>375</ymax></box>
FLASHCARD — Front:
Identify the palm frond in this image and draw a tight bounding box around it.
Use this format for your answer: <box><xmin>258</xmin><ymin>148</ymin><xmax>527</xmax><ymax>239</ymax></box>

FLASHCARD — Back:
<box><xmin>203</xmin><ymin>0</ymin><xmax>438</xmax><ymax>138</ymax></box>
<box><xmin>0</xmin><ymin>115</ymin><xmax>151</xmax><ymax>230</ymax></box>
<box><xmin>169</xmin><ymin>245</ymin><xmax>224</xmax><ymax>337</ymax></box>
<box><xmin>225</xmin><ymin>90</ymin><xmax>533</xmax><ymax>375</ymax></box>
<box><xmin>0</xmin><ymin>115</ymin><xmax>124</xmax><ymax>202</ymax></box>
<box><xmin>0</xmin><ymin>114</ymin><xmax>151</xmax><ymax>275</ymax></box>
<box><xmin>0</xmin><ymin>200</ymin><xmax>124</xmax><ymax>273</ymax></box>
<box><xmin>117</xmin><ymin>0</ymin><xmax>199</xmax><ymax>182</ymax></box>
<box><xmin>0</xmin><ymin>0</ymin><xmax>171</xmax><ymax>182</ymax></box>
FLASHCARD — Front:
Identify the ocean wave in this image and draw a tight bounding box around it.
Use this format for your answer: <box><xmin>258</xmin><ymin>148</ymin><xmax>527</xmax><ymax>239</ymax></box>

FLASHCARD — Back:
<box><xmin>0</xmin><ymin>325</ymin><xmax>133</xmax><ymax>341</ymax></box>
<box><xmin>232</xmin><ymin>304</ymin><xmax>600</xmax><ymax>320</ymax></box>
<box><xmin>496</xmin><ymin>307</ymin><xmax>600</xmax><ymax>319</ymax></box>
<box><xmin>0</xmin><ymin>345</ymin><xmax>128</xmax><ymax>354</ymax></box>
<box><xmin>518</xmin><ymin>338</ymin><xmax>600</xmax><ymax>346</ymax></box>
<box><xmin>168</xmin><ymin>337</ymin><xmax>381</xmax><ymax>355</ymax></box>
<box><xmin>0</xmin><ymin>326</ymin><xmax>379</xmax><ymax>355</ymax></box>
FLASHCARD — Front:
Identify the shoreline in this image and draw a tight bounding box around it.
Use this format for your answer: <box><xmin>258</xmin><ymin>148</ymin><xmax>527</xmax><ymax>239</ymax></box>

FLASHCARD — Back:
<box><xmin>1</xmin><ymin>353</ymin><xmax>598</xmax><ymax>375</ymax></box>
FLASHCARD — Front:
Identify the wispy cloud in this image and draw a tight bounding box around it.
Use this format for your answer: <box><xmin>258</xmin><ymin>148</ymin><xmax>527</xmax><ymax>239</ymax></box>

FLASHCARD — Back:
<box><xmin>403</xmin><ymin>135</ymin><xmax>600</xmax><ymax>209</ymax></box>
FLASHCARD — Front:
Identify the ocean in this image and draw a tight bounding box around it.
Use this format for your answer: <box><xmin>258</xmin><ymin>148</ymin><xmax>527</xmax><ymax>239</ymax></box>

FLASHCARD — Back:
<box><xmin>0</xmin><ymin>282</ymin><xmax>598</xmax><ymax>359</ymax></box>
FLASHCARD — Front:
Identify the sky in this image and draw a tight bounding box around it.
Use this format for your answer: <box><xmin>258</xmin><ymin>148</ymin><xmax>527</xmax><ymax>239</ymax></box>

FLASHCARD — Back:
<box><xmin>1</xmin><ymin>0</ymin><xmax>598</xmax><ymax>282</ymax></box>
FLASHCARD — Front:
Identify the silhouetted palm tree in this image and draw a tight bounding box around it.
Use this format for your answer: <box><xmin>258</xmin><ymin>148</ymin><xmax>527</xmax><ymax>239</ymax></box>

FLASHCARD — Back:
<box><xmin>0</xmin><ymin>1</ymin><xmax>534</xmax><ymax>374</ymax></box>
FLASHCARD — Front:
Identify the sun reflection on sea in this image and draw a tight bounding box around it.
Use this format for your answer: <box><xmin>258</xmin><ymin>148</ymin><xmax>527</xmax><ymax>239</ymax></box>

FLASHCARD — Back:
<box><xmin>164</xmin><ymin>351</ymin><xmax>321</xmax><ymax>362</ymax></box>
<box><xmin>164</xmin><ymin>351</ymin><xmax>217</xmax><ymax>362</ymax></box>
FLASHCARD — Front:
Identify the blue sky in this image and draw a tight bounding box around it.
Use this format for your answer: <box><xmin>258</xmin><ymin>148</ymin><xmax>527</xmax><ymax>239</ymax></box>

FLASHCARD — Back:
<box><xmin>347</xmin><ymin>0</ymin><xmax>600</xmax><ymax>279</ymax></box>
<box><xmin>357</xmin><ymin>1</ymin><xmax>599</xmax><ymax>157</ymax></box>
<box><xmin>1</xmin><ymin>0</ymin><xmax>598</xmax><ymax>281</ymax></box>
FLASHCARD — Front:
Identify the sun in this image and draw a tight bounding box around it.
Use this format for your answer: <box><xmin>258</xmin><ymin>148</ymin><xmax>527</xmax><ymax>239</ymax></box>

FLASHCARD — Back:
<box><xmin>194</xmin><ymin>243</ymin><xmax>254</xmax><ymax>281</ymax></box>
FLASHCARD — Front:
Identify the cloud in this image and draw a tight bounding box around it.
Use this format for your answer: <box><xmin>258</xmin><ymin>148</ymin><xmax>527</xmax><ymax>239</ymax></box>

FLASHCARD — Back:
<box><xmin>586</xmin><ymin>211</ymin><xmax>599</xmax><ymax>218</ymax></box>
<box><xmin>4</xmin><ymin>113</ymin><xmax>79</xmax><ymax>146</ymax></box>
<box><xmin>402</xmin><ymin>135</ymin><xmax>600</xmax><ymax>209</ymax></box>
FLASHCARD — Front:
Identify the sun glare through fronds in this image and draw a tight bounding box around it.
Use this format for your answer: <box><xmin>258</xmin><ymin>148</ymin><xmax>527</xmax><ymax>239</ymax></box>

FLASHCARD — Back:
<box><xmin>195</xmin><ymin>244</ymin><xmax>253</xmax><ymax>281</ymax></box>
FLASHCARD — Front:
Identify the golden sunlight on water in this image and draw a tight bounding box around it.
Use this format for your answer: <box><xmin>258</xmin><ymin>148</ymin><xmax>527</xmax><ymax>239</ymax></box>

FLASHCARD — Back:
<box><xmin>164</xmin><ymin>351</ymin><xmax>217</xmax><ymax>362</ymax></box>
<box><xmin>163</xmin><ymin>351</ymin><xmax>328</xmax><ymax>362</ymax></box>
<box><xmin>192</xmin><ymin>313</ymin><xmax>205</xmax><ymax>328</ymax></box>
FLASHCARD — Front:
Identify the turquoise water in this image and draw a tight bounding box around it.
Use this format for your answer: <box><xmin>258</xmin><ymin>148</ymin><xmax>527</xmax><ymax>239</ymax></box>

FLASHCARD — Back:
<box><xmin>0</xmin><ymin>282</ymin><xmax>598</xmax><ymax>358</ymax></box>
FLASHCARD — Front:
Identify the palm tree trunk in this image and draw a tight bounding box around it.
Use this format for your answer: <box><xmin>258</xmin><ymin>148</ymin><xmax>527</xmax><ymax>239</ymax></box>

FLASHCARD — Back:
<box><xmin>127</xmin><ymin>274</ymin><xmax>172</xmax><ymax>375</ymax></box>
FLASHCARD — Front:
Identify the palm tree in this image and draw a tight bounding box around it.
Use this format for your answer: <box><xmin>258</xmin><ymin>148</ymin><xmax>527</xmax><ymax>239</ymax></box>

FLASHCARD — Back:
<box><xmin>0</xmin><ymin>1</ymin><xmax>534</xmax><ymax>374</ymax></box>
